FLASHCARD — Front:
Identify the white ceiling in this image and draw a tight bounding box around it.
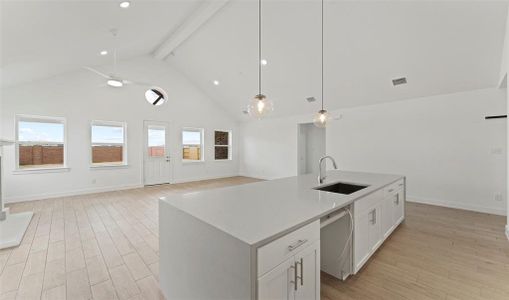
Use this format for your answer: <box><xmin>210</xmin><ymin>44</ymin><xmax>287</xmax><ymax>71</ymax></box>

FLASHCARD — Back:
<box><xmin>168</xmin><ymin>0</ymin><xmax>509</xmax><ymax>118</ymax></box>
<box><xmin>0</xmin><ymin>0</ymin><xmax>202</xmax><ymax>87</ymax></box>
<box><xmin>1</xmin><ymin>0</ymin><xmax>508</xmax><ymax>119</ymax></box>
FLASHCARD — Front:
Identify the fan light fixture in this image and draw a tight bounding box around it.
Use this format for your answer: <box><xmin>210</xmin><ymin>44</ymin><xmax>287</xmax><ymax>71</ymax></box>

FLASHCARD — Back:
<box><xmin>107</xmin><ymin>79</ymin><xmax>123</xmax><ymax>88</ymax></box>
<box><xmin>120</xmin><ymin>1</ymin><xmax>130</xmax><ymax>8</ymax></box>
<box><xmin>247</xmin><ymin>0</ymin><xmax>273</xmax><ymax>119</ymax></box>
<box><xmin>313</xmin><ymin>0</ymin><xmax>330</xmax><ymax>128</ymax></box>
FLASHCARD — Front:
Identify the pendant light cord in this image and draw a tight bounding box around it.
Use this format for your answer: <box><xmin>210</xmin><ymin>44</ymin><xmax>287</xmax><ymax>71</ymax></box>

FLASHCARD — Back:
<box><xmin>321</xmin><ymin>0</ymin><xmax>324</xmax><ymax>111</ymax></box>
<box><xmin>258</xmin><ymin>0</ymin><xmax>262</xmax><ymax>96</ymax></box>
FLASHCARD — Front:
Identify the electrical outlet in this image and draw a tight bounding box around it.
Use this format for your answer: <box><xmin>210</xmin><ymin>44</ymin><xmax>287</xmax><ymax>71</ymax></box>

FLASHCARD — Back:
<box><xmin>494</xmin><ymin>193</ymin><xmax>503</xmax><ymax>202</ymax></box>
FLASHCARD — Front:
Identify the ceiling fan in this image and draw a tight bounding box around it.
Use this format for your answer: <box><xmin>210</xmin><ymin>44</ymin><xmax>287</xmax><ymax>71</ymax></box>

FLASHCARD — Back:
<box><xmin>84</xmin><ymin>29</ymin><xmax>150</xmax><ymax>88</ymax></box>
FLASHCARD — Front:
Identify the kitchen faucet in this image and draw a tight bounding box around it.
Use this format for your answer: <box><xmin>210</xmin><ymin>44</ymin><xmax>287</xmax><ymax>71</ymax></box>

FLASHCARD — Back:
<box><xmin>318</xmin><ymin>155</ymin><xmax>338</xmax><ymax>184</ymax></box>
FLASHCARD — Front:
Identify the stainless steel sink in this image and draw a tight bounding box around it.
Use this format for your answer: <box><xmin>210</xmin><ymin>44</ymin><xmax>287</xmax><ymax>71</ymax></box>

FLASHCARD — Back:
<box><xmin>313</xmin><ymin>182</ymin><xmax>368</xmax><ymax>195</ymax></box>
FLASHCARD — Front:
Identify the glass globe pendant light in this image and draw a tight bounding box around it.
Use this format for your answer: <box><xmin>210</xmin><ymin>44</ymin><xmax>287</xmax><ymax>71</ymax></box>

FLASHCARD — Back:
<box><xmin>248</xmin><ymin>0</ymin><xmax>273</xmax><ymax>118</ymax></box>
<box><xmin>313</xmin><ymin>0</ymin><xmax>330</xmax><ymax>128</ymax></box>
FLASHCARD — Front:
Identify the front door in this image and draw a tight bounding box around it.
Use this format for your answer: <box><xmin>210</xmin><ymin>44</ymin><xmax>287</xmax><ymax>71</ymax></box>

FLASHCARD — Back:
<box><xmin>143</xmin><ymin>121</ymin><xmax>171</xmax><ymax>185</ymax></box>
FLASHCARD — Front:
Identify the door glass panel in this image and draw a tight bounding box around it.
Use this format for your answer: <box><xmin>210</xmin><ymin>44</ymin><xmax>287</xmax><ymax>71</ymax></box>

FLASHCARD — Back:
<box><xmin>148</xmin><ymin>127</ymin><xmax>166</xmax><ymax>157</ymax></box>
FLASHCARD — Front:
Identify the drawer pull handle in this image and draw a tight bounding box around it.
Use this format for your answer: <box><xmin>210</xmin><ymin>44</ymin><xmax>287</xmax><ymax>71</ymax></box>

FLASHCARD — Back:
<box><xmin>288</xmin><ymin>239</ymin><xmax>308</xmax><ymax>252</ymax></box>
<box><xmin>290</xmin><ymin>262</ymin><xmax>299</xmax><ymax>291</ymax></box>
<box><xmin>394</xmin><ymin>194</ymin><xmax>400</xmax><ymax>205</ymax></box>
<box><xmin>299</xmin><ymin>258</ymin><xmax>304</xmax><ymax>286</ymax></box>
<box><xmin>398</xmin><ymin>183</ymin><xmax>404</xmax><ymax>187</ymax></box>
<box><xmin>388</xmin><ymin>189</ymin><xmax>394</xmax><ymax>193</ymax></box>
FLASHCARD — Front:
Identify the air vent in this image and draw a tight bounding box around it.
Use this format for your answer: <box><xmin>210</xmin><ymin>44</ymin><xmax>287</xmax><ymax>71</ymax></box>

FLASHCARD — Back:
<box><xmin>392</xmin><ymin>77</ymin><xmax>407</xmax><ymax>86</ymax></box>
<box><xmin>306</xmin><ymin>97</ymin><xmax>316</xmax><ymax>103</ymax></box>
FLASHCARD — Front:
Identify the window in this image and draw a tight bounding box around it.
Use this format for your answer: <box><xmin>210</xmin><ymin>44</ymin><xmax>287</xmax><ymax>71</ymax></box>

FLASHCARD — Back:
<box><xmin>148</xmin><ymin>126</ymin><xmax>166</xmax><ymax>157</ymax></box>
<box><xmin>214</xmin><ymin>130</ymin><xmax>231</xmax><ymax>160</ymax></box>
<box><xmin>91</xmin><ymin>121</ymin><xmax>127</xmax><ymax>166</ymax></box>
<box><xmin>182</xmin><ymin>128</ymin><xmax>204</xmax><ymax>161</ymax></box>
<box><xmin>16</xmin><ymin>115</ymin><xmax>66</xmax><ymax>170</ymax></box>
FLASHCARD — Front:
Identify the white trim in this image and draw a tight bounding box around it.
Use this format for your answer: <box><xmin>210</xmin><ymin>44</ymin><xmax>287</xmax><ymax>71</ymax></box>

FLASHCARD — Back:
<box><xmin>498</xmin><ymin>72</ymin><xmax>507</xmax><ymax>88</ymax></box>
<box><xmin>407</xmin><ymin>195</ymin><xmax>506</xmax><ymax>216</ymax></box>
<box><xmin>182</xmin><ymin>160</ymin><xmax>205</xmax><ymax>164</ymax></box>
<box><xmin>90</xmin><ymin>164</ymin><xmax>129</xmax><ymax>170</ymax></box>
<box><xmin>15</xmin><ymin>114</ymin><xmax>67</xmax><ymax>171</ymax></box>
<box><xmin>182</xmin><ymin>127</ymin><xmax>205</xmax><ymax>162</ymax></box>
<box><xmin>213</xmin><ymin>129</ymin><xmax>232</xmax><ymax>161</ymax></box>
<box><xmin>505</xmin><ymin>225</ymin><xmax>509</xmax><ymax>241</ymax></box>
<box><xmin>143</xmin><ymin>120</ymin><xmax>172</xmax><ymax>185</ymax></box>
<box><xmin>3</xmin><ymin>183</ymin><xmax>143</xmax><ymax>204</ymax></box>
<box><xmin>90</xmin><ymin>120</ymin><xmax>128</xmax><ymax>166</ymax></box>
<box><xmin>12</xmin><ymin>167</ymin><xmax>70</xmax><ymax>175</ymax></box>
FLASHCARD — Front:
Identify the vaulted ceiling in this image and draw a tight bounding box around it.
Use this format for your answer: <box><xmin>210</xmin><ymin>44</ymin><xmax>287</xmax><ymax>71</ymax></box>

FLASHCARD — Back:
<box><xmin>1</xmin><ymin>0</ymin><xmax>508</xmax><ymax>119</ymax></box>
<box><xmin>168</xmin><ymin>0</ymin><xmax>508</xmax><ymax>118</ymax></box>
<box><xmin>0</xmin><ymin>0</ymin><xmax>202</xmax><ymax>86</ymax></box>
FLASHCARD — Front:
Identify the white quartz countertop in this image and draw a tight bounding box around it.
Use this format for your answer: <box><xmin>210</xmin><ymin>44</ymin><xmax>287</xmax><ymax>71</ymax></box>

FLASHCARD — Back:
<box><xmin>160</xmin><ymin>170</ymin><xmax>403</xmax><ymax>247</ymax></box>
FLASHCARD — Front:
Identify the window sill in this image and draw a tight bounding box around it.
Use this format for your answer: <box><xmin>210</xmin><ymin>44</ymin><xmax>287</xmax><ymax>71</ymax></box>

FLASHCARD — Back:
<box><xmin>90</xmin><ymin>164</ymin><xmax>129</xmax><ymax>170</ymax></box>
<box><xmin>214</xmin><ymin>159</ymin><xmax>233</xmax><ymax>162</ymax></box>
<box><xmin>13</xmin><ymin>167</ymin><xmax>70</xmax><ymax>175</ymax></box>
<box><xmin>182</xmin><ymin>160</ymin><xmax>205</xmax><ymax>164</ymax></box>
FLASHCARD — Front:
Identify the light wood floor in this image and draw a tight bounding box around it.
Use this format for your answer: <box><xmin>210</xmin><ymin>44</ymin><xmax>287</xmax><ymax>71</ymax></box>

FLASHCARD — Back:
<box><xmin>1</xmin><ymin>176</ymin><xmax>508</xmax><ymax>300</ymax></box>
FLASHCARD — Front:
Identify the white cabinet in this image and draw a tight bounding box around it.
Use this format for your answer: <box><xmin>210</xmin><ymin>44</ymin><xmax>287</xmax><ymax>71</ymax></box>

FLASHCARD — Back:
<box><xmin>258</xmin><ymin>258</ymin><xmax>294</xmax><ymax>300</ymax></box>
<box><xmin>393</xmin><ymin>189</ymin><xmax>405</xmax><ymax>225</ymax></box>
<box><xmin>294</xmin><ymin>242</ymin><xmax>320</xmax><ymax>300</ymax></box>
<box><xmin>381</xmin><ymin>195</ymin><xmax>394</xmax><ymax>239</ymax></box>
<box><xmin>257</xmin><ymin>221</ymin><xmax>320</xmax><ymax>300</ymax></box>
<box><xmin>368</xmin><ymin>205</ymin><xmax>382</xmax><ymax>252</ymax></box>
<box><xmin>354</xmin><ymin>179</ymin><xmax>405</xmax><ymax>274</ymax></box>
<box><xmin>354</xmin><ymin>201</ymin><xmax>382</xmax><ymax>273</ymax></box>
<box><xmin>381</xmin><ymin>180</ymin><xmax>406</xmax><ymax>238</ymax></box>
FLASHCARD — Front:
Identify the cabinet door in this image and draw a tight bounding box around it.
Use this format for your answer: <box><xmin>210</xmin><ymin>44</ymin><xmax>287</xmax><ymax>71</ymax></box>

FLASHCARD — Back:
<box><xmin>294</xmin><ymin>241</ymin><xmax>320</xmax><ymax>300</ymax></box>
<box><xmin>368</xmin><ymin>205</ymin><xmax>382</xmax><ymax>252</ymax></box>
<box><xmin>392</xmin><ymin>190</ymin><xmax>405</xmax><ymax>225</ymax></box>
<box><xmin>354</xmin><ymin>209</ymin><xmax>371</xmax><ymax>273</ymax></box>
<box><xmin>381</xmin><ymin>196</ymin><xmax>394</xmax><ymax>239</ymax></box>
<box><xmin>258</xmin><ymin>258</ymin><xmax>295</xmax><ymax>300</ymax></box>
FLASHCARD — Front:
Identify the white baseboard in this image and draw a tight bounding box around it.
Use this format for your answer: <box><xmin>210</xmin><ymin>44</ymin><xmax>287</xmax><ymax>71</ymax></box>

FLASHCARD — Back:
<box><xmin>4</xmin><ymin>183</ymin><xmax>144</xmax><ymax>204</ymax></box>
<box><xmin>407</xmin><ymin>195</ymin><xmax>506</xmax><ymax>216</ymax></box>
<box><xmin>505</xmin><ymin>225</ymin><xmax>509</xmax><ymax>241</ymax></box>
<box><xmin>171</xmin><ymin>173</ymin><xmax>241</xmax><ymax>184</ymax></box>
<box><xmin>4</xmin><ymin>174</ymin><xmax>245</xmax><ymax>204</ymax></box>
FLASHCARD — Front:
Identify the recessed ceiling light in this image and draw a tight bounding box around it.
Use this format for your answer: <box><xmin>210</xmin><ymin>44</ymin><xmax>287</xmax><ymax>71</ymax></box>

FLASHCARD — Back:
<box><xmin>213</xmin><ymin>80</ymin><xmax>220</xmax><ymax>86</ymax></box>
<box><xmin>100</xmin><ymin>50</ymin><xmax>108</xmax><ymax>56</ymax></box>
<box><xmin>261</xmin><ymin>59</ymin><xmax>268</xmax><ymax>66</ymax></box>
<box><xmin>119</xmin><ymin>1</ymin><xmax>130</xmax><ymax>8</ymax></box>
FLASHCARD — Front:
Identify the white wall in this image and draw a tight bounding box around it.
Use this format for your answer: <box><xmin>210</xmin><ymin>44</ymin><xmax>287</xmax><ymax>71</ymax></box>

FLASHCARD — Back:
<box><xmin>500</xmin><ymin>7</ymin><xmax>509</xmax><ymax>86</ymax></box>
<box><xmin>501</xmin><ymin>6</ymin><xmax>509</xmax><ymax>235</ymax></box>
<box><xmin>1</xmin><ymin>56</ymin><xmax>240</xmax><ymax>203</ymax></box>
<box><xmin>240</xmin><ymin>88</ymin><xmax>507</xmax><ymax>216</ymax></box>
<box><xmin>298</xmin><ymin>123</ymin><xmax>325</xmax><ymax>174</ymax></box>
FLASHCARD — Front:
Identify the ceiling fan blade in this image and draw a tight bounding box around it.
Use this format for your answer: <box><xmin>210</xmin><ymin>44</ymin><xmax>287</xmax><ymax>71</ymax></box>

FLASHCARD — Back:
<box><xmin>83</xmin><ymin>66</ymin><xmax>111</xmax><ymax>79</ymax></box>
<box><xmin>124</xmin><ymin>80</ymin><xmax>152</xmax><ymax>87</ymax></box>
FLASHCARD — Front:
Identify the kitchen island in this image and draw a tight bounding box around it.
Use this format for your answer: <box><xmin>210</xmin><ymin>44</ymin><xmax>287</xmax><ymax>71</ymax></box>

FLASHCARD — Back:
<box><xmin>159</xmin><ymin>170</ymin><xmax>405</xmax><ymax>300</ymax></box>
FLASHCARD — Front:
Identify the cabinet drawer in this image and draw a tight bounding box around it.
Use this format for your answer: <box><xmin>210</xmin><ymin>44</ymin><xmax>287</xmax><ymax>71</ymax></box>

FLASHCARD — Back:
<box><xmin>354</xmin><ymin>190</ymin><xmax>383</xmax><ymax>217</ymax></box>
<box><xmin>384</xmin><ymin>179</ymin><xmax>404</xmax><ymax>198</ymax></box>
<box><xmin>257</xmin><ymin>220</ymin><xmax>319</xmax><ymax>277</ymax></box>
